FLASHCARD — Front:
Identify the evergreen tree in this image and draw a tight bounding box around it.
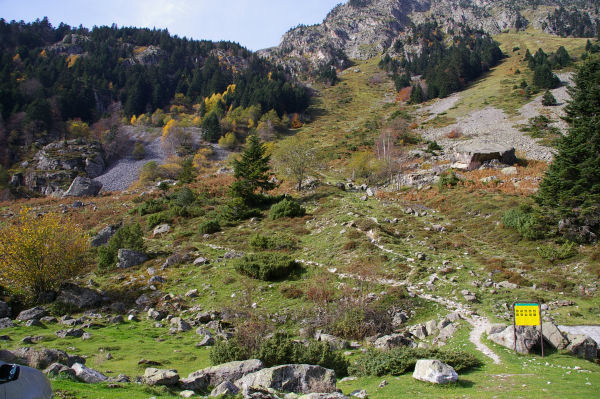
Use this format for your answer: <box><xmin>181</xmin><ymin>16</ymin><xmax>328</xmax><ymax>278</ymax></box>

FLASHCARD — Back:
<box><xmin>202</xmin><ymin>112</ymin><xmax>221</xmax><ymax>142</ymax></box>
<box><xmin>409</xmin><ymin>84</ymin><xmax>424</xmax><ymax>104</ymax></box>
<box><xmin>536</xmin><ymin>57</ymin><xmax>600</xmax><ymax>242</ymax></box>
<box><xmin>532</xmin><ymin>63</ymin><xmax>560</xmax><ymax>89</ymax></box>
<box><xmin>541</xmin><ymin>90</ymin><xmax>558</xmax><ymax>106</ymax></box>
<box><xmin>230</xmin><ymin>135</ymin><xmax>276</xmax><ymax>203</ymax></box>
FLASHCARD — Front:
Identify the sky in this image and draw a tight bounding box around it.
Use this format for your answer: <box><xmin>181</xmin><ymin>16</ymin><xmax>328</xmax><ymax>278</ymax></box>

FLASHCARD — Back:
<box><xmin>0</xmin><ymin>0</ymin><xmax>345</xmax><ymax>51</ymax></box>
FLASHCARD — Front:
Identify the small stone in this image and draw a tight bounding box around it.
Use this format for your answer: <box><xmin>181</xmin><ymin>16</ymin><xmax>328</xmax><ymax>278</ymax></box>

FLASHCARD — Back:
<box><xmin>351</xmin><ymin>389</ymin><xmax>368</xmax><ymax>399</ymax></box>
<box><xmin>378</xmin><ymin>380</ymin><xmax>388</xmax><ymax>388</ymax></box>
<box><xmin>180</xmin><ymin>390</ymin><xmax>196</xmax><ymax>398</ymax></box>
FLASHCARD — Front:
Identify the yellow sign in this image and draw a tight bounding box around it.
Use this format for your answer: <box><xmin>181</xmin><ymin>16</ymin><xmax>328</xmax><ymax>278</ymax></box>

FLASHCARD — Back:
<box><xmin>514</xmin><ymin>303</ymin><xmax>540</xmax><ymax>326</ymax></box>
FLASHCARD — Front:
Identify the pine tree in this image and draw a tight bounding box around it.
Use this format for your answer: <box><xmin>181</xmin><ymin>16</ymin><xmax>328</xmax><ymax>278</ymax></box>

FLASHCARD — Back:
<box><xmin>541</xmin><ymin>90</ymin><xmax>558</xmax><ymax>106</ymax></box>
<box><xmin>409</xmin><ymin>84</ymin><xmax>424</xmax><ymax>104</ymax></box>
<box><xmin>536</xmin><ymin>57</ymin><xmax>600</xmax><ymax>242</ymax></box>
<box><xmin>230</xmin><ymin>135</ymin><xmax>276</xmax><ymax>203</ymax></box>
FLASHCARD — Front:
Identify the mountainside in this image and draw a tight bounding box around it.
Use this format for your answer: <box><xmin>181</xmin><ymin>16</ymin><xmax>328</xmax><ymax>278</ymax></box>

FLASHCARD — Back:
<box><xmin>260</xmin><ymin>0</ymin><xmax>599</xmax><ymax>75</ymax></box>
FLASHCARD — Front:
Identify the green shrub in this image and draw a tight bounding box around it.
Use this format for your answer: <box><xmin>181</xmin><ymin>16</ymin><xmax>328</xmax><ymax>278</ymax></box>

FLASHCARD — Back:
<box><xmin>221</xmin><ymin>197</ymin><xmax>262</xmax><ymax>222</ymax></box>
<box><xmin>502</xmin><ymin>205</ymin><xmax>546</xmax><ymax>240</ymax></box>
<box><xmin>170</xmin><ymin>187</ymin><xmax>196</xmax><ymax>207</ymax></box>
<box><xmin>199</xmin><ymin>220</ymin><xmax>221</xmax><ymax>234</ymax></box>
<box><xmin>233</xmin><ymin>253</ymin><xmax>298</xmax><ymax>281</ymax></box>
<box><xmin>537</xmin><ymin>241</ymin><xmax>576</xmax><ymax>262</ymax></box>
<box><xmin>249</xmin><ymin>234</ymin><xmax>296</xmax><ymax>250</ymax></box>
<box><xmin>349</xmin><ymin>347</ymin><xmax>481</xmax><ymax>377</ymax></box>
<box><xmin>327</xmin><ymin>306</ymin><xmax>392</xmax><ymax>340</ymax></box>
<box><xmin>132</xmin><ymin>142</ymin><xmax>146</xmax><ymax>160</ymax></box>
<box><xmin>138</xmin><ymin>199</ymin><xmax>166</xmax><ymax>216</ymax></box>
<box><xmin>269</xmin><ymin>199</ymin><xmax>305</xmax><ymax>220</ymax></box>
<box><xmin>426</xmin><ymin>140</ymin><xmax>442</xmax><ymax>154</ymax></box>
<box><xmin>209</xmin><ymin>338</ymin><xmax>251</xmax><ymax>365</ymax></box>
<box><xmin>438</xmin><ymin>171</ymin><xmax>460</xmax><ymax>189</ymax></box>
<box><xmin>147</xmin><ymin>211</ymin><xmax>173</xmax><ymax>228</ymax></box>
<box><xmin>97</xmin><ymin>223</ymin><xmax>145</xmax><ymax>269</ymax></box>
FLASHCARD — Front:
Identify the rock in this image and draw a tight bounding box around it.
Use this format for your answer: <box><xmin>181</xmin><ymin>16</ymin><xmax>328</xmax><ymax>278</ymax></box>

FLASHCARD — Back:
<box><xmin>148</xmin><ymin>309</ymin><xmax>167</xmax><ymax>321</ymax></box>
<box><xmin>16</xmin><ymin>306</ymin><xmax>48</xmax><ymax>321</ymax></box>
<box><xmin>488</xmin><ymin>326</ymin><xmax>540</xmax><ymax>354</ymax></box>
<box><xmin>314</xmin><ymin>332</ymin><xmax>349</xmax><ymax>350</ymax></box>
<box><xmin>181</xmin><ymin>359</ymin><xmax>264</xmax><ymax>391</ymax></box>
<box><xmin>299</xmin><ymin>394</ymin><xmax>349</xmax><ymax>399</ymax></box>
<box><xmin>149</xmin><ymin>276</ymin><xmax>166</xmax><ymax>284</ymax></box>
<box><xmin>72</xmin><ymin>363</ymin><xmax>108</xmax><ymax>383</ymax></box>
<box><xmin>170</xmin><ymin>317</ymin><xmax>192</xmax><ymax>332</ymax></box>
<box><xmin>56</xmin><ymin>329</ymin><xmax>85</xmax><ymax>338</ymax></box>
<box><xmin>436</xmin><ymin>324</ymin><xmax>457</xmax><ymax>342</ymax></box>
<box><xmin>452</xmin><ymin>143</ymin><xmax>516</xmax><ymax>170</ymax></box>
<box><xmin>424</xmin><ymin>320</ymin><xmax>438</xmax><ymax>336</ymax></box>
<box><xmin>542</xmin><ymin>322</ymin><xmax>568</xmax><ymax>350</ymax></box>
<box><xmin>350</xmin><ymin>389</ymin><xmax>368</xmax><ymax>398</ymax></box>
<box><xmin>144</xmin><ymin>367</ymin><xmax>180</xmax><ymax>386</ymax></box>
<box><xmin>0</xmin><ymin>318</ymin><xmax>14</xmax><ymax>329</ymax></box>
<box><xmin>186</xmin><ymin>289</ymin><xmax>199</xmax><ymax>298</ymax></box>
<box><xmin>366</xmin><ymin>188</ymin><xmax>375</xmax><ymax>197</ymax></box>
<box><xmin>501</xmin><ymin>166</ymin><xmax>518</xmax><ymax>175</ymax></box>
<box><xmin>85</xmin><ymin>154</ymin><xmax>105</xmax><ymax>178</ymax></box>
<box><xmin>211</xmin><ymin>381</ymin><xmax>240</xmax><ymax>397</ymax></box>
<box><xmin>11</xmin><ymin>347</ymin><xmax>83</xmax><ymax>369</ymax></box>
<box><xmin>486</xmin><ymin>324</ymin><xmax>508</xmax><ymax>336</ymax></box>
<box><xmin>56</xmin><ymin>283</ymin><xmax>102</xmax><ymax>310</ymax></box>
<box><xmin>197</xmin><ymin>335</ymin><xmax>215</xmax><ymax>347</ymax></box>
<box><xmin>116</xmin><ymin>249</ymin><xmax>148</xmax><ymax>269</ymax></box>
<box><xmin>0</xmin><ymin>301</ymin><xmax>10</xmax><ymax>318</ymax></box>
<box><xmin>25</xmin><ymin>319</ymin><xmax>44</xmax><ymax>327</ymax></box>
<box><xmin>567</xmin><ymin>335</ymin><xmax>598</xmax><ymax>361</ymax></box>
<box><xmin>360</xmin><ymin>195</ymin><xmax>368</xmax><ymax>201</ymax></box>
<box><xmin>391</xmin><ymin>311</ymin><xmax>408</xmax><ymax>328</ymax></box>
<box><xmin>412</xmin><ymin>359</ymin><xmax>458</xmax><ymax>384</ymax></box>
<box><xmin>193</xmin><ymin>257</ymin><xmax>210</xmax><ymax>265</ymax></box>
<box><xmin>153</xmin><ymin>224</ymin><xmax>170</xmax><ymax>237</ymax></box>
<box><xmin>0</xmin><ymin>349</ymin><xmax>17</xmax><ymax>363</ymax></box>
<box><xmin>378</xmin><ymin>380</ymin><xmax>388</xmax><ymax>388</ymax></box>
<box><xmin>463</xmin><ymin>294</ymin><xmax>477</xmax><ymax>303</ymax></box>
<box><xmin>109</xmin><ymin>315</ymin><xmax>124</xmax><ymax>324</ymax></box>
<box><xmin>234</xmin><ymin>364</ymin><xmax>336</xmax><ymax>394</ymax></box>
<box><xmin>409</xmin><ymin>324</ymin><xmax>428</xmax><ymax>340</ymax></box>
<box><xmin>496</xmin><ymin>281</ymin><xmax>518</xmax><ymax>289</ymax></box>
<box><xmin>64</xmin><ymin>176</ymin><xmax>102</xmax><ymax>197</ymax></box>
<box><xmin>44</xmin><ymin>362</ymin><xmax>77</xmax><ymax>378</ymax></box>
<box><xmin>91</xmin><ymin>224</ymin><xmax>119</xmax><ymax>247</ymax></box>
<box><xmin>373</xmin><ymin>333</ymin><xmax>415</xmax><ymax>350</ymax></box>
<box><xmin>180</xmin><ymin>390</ymin><xmax>196</xmax><ymax>398</ymax></box>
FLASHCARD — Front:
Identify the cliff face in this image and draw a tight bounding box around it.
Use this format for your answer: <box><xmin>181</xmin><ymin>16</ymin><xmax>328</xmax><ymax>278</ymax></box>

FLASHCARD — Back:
<box><xmin>260</xmin><ymin>0</ymin><xmax>598</xmax><ymax>75</ymax></box>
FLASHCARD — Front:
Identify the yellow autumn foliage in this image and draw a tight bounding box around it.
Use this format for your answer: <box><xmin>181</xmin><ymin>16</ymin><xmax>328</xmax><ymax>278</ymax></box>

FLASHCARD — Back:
<box><xmin>0</xmin><ymin>209</ymin><xmax>88</xmax><ymax>300</ymax></box>
<box><xmin>193</xmin><ymin>147</ymin><xmax>214</xmax><ymax>170</ymax></box>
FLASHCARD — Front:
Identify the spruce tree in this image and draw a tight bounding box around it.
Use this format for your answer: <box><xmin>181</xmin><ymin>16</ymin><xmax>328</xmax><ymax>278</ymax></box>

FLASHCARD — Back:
<box><xmin>541</xmin><ymin>90</ymin><xmax>558</xmax><ymax>106</ymax></box>
<box><xmin>230</xmin><ymin>135</ymin><xmax>276</xmax><ymax>203</ymax></box>
<box><xmin>536</xmin><ymin>57</ymin><xmax>600</xmax><ymax>242</ymax></box>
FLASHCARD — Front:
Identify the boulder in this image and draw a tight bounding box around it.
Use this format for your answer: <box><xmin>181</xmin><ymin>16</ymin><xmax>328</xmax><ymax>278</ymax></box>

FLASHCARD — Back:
<box><xmin>11</xmin><ymin>347</ymin><xmax>83</xmax><ymax>369</ymax></box>
<box><xmin>56</xmin><ymin>283</ymin><xmax>102</xmax><ymax>310</ymax></box>
<box><xmin>170</xmin><ymin>317</ymin><xmax>192</xmax><ymax>333</ymax></box>
<box><xmin>0</xmin><ymin>349</ymin><xmax>17</xmax><ymax>363</ymax></box>
<box><xmin>234</xmin><ymin>364</ymin><xmax>336</xmax><ymax>394</ymax></box>
<box><xmin>153</xmin><ymin>224</ymin><xmax>171</xmax><ymax>237</ymax></box>
<box><xmin>350</xmin><ymin>389</ymin><xmax>368</xmax><ymax>398</ymax></box>
<box><xmin>44</xmin><ymin>362</ymin><xmax>76</xmax><ymax>378</ymax></box>
<box><xmin>314</xmin><ymin>333</ymin><xmax>349</xmax><ymax>350</ymax></box>
<box><xmin>72</xmin><ymin>363</ymin><xmax>108</xmax><ymax>383</ymax></box>
<box><xmin>148</xmin><ymin>309</ymin><xmax>167</xmax><ymax>321</ymax></box>
<box><xmin>197</xmin><ymin>335</ymin><xmax>215</xmax><ymax>347</ymax></box>
<box><xmin>412</xmin><ymin>359</ymin><xmax>458</xmax><ymax>384</ymax></box>
<box><xmin>90</xmin><ymin>224</ymin><xmax>120</xmax><ymax>247</ymax></box>
<box><xmin>144</xmin><ymin>367</ymin><xmax>180</xmax><ymax>386</ymax></box>
<box><xmin>180</xmin><ymin>391</ymin><xmax>196</xmax><ymax>398</ymax></box>
<box><xmin>437</xmin><ymin>323</ymin><xmax>458</xmax><ymax>342</ymax></box>
<box><xmin>567</xmin><ymin>335</ymin><xmax>598</xmax><ymax>361</ymax></box>
<box><xmin>56</xmin><ymin>329</ymin><xmax>85</xmax><ymax>338</ymax></box>
<box><xmin>64</xmin><ymin>176</ymin><xmax>102</xmax><ymax>197</ymax></box>
<box><xmin>424</xmin><ymin>320</ymin><xmax>438</xmax><ymax>336</ymax></box>
<box><xmin>85</xmin><ymin>154</ymin><xmax>105</xmax><ymax>178</ymax></box>
<box><xmin>542</xmin><ymin>322</ymin><xmax>568</xmax><ymax>350</ymax></box>
<box><xmin>451</xmin><ymin>143</ymin><xmax>516</xmax><ymax>170</ymax></box>
<box><xmin>181</xmin><ymin>359</ymin><xmax>264</xmax><ymax>391</ymax></box>
<box><xmin>373</xmin><ymin>333</ymin><xmax>415</xmax><ymax>350</ymax></box>
<box><xmin>409</xmin><ymin>324</ymin><xmax>427</xmax><ymax>340</ymax></box>
<box><xmin>116</xmin><ymin>249</ymin><xmax>148</xmax><ymax>269</ymax></box>
<box><xmin>16</xmin><ymin>306</ymin><xmax>48</xmax><ymax>321</ymax></box>
<box><xmin>149</xmin><ymin>276</ymin><xmax>166</xmax><ymax>284</ymax></box>
<box><xmin>488</xmin><ymin>326</ymin><xmax>540</xmax><ymax>354</ymax></box>
<box><xmin>0</xmin><ymin>301</ymin><xmax>10</xmax><ymax>318</ymax></box>
<box><xmin>299</xmin><ymin>394</ymin><xmax>349</xmax><ymax>399</ymax></box>
<box><xmin>0</xmin><ymin>318</ymin><xmax>14</xmax><ymax>329</ymax></box>
<box><xmin>210</xmin><ymin>381</ymin><xmax>240</xmax><ymax>397</ymax></box>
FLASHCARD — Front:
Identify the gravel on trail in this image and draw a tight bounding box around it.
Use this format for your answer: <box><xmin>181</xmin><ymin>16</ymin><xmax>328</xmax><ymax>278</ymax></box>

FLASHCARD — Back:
<box><xmin>94</xmin><ymin>136</ymin><xmax>165</xmax><ymax>192</ymax></box>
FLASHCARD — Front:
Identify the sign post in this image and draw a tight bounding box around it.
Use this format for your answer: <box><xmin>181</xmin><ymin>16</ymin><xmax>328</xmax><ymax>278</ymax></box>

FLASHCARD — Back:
<box><xmin>513</xmin><ymin>302</ymin><xmax>544</xmax><ymax>357</ymax></box>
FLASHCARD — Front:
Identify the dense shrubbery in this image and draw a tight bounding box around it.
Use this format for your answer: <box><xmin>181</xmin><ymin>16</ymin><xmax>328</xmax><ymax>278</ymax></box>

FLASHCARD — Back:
<box><xmin>233</xmin><ymin>253</ymin><xmax>298</xmax><ymax>281</ymax></box>
<box><xmin>97</xmin><ymin>223</ymin><xmax>145</xmax><ymax>269</ymax></box>
<box><xmin>502</xmin><ymin>205</ymin><xmax>546</xmax><ymax>240</ymax></box>
<box><xmin>438</xmin><ymin>171</ymin><xmax>460</xmax><ymax>189</ymax></box>
<box><xmin>210</xmin><ymin>333</ymin><xmax>348</xmax><ymax>377</ymax></box>
<box><xmin>249</xmin><ymin>234</ymin><xmax>296</xmax><ymax>250</ymax></box>
<box><xmin>269</xmin><ymin>199</ymin><xmax>306</xmax><ymax>220</ymax></box>
<box><xmin>349</xmin><ymin>347</ymin><xmax>481</xmax><ymax>377</ymax></box>
<box><xmin>199</xmin><ymin>220</ymin><xmax>221</xmax><ymax>234</ymax></box>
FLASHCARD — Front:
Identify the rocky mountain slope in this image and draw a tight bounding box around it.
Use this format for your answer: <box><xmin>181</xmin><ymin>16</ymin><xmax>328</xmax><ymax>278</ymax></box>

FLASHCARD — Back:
<box><xmin>260</xmin><ymin>0</ymin><xmax>599</xmax><ymax>74</ymax></box>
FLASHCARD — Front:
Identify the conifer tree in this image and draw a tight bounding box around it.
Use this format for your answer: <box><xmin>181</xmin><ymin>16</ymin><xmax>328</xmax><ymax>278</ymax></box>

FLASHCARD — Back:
<box><xmin>541</xmin><ymin>90</ymin><xmax>558</xmax><ymax>106</ymax></box>
<box><xmin>536</xmin><ymin>57</ymin><xmax>600</xmax><ymax>242</ymax></box>
<box><xmin>230</xmin><ymin>135</ymin><xmax>275</xmax><ymax>203</ymax></box>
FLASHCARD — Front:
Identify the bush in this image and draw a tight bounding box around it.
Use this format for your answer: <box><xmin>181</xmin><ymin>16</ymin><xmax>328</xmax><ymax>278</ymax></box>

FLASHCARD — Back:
<box><xmin>502</xmin><ymin>205</ymin><xmax>546</xmax><ymax>240</ymax></box>
<box><xmin>132</xmin><ymin>142</ymin><xmax>146</xmax><ymax>160</ymax></box>
<box><xmin>199</xmin><ymin>220</ymin><xmax>221</xmax><ymax>234</ymax></box>
<box><xmin>210</xmin><ymin>334</ymin><xmax>348</xmax><ymax>377</ymax></box>
<box><xmin>438</xmin><ymin>171</ymin><xmax>460</xmax><ymax>189</ymax></box>
<box><xmin>269</xmin><ymin>199</ymin><xmax>305</xmax><ymax>220</ymax></box>
<box><xmin>233</xmin><ymin>253</ymin><xmax>298</xmax><ymax>281</ymax></box>
<box><xmin>249</xmin><ymin>234</ymin><xmax>296</xmax><ymax>250</ymax></box>
<box><xmin>349</xmin><ymin>347</ymin><xmax>481</xmax><ymax>377</ymax></box>
<box><xmin>327</xmin><ymin>306</ymin><xmax>392</xmax><ymax>340</ymax></box>
<box><xmin>138</xmin><ymin>199</ymin><xmax>166</xmax><ymax>216</ymax></box>
<box><xmin>97</xmin><ymin>223</ymin><xmax>144</xmax><ymax>270</ymax></box>
<box><xmin>0</xmin><ymin>210</ymin><xmax>88</xmax><ymax>300</ymax></box>
<box><xmin>170</xmin><ymin>187</ymin><xmax>196</xmax><ymax>207</ymax></box>
<box><xmin>537</xmin><ymin>241</ymin><xmax>576</xmax><ymax>262</ymax></box>
<box><xmin>221</xmin><ymin>197</ymin><xmax>262</xmax><ymax>222</ymax></box>
<box><xmin>147</xmin><ymin>211</ymin><xmax>173</xmax><ymax>228</ymax></box>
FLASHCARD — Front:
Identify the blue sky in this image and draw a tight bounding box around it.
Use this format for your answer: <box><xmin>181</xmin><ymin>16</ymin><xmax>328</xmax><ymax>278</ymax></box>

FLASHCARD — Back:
<box><xmin>0</xmin><ymin>0</ymin><xmax>345</xmax><ymax>50</ymax></box>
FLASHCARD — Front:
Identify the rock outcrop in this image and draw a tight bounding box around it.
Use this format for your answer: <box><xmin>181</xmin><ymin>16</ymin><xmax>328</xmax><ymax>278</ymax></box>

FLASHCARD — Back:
<box><xmin>64</xmin><ymin>176</ymin><xmax>103</xmax><ymax>197</ymax></box>
<box><xmin>235</xmin><ymin>364</ymin><xmax>337</xmax><ymax>394</ymax></box>
<box><xmin>116</xmin><ymin>249</ymin><xmax>148</xmax><ymax>269</ymax></box>
<box><xmin>487</xmin><ymin>325</ymin><xmax>540</xmax><ymax>354</ymax></box>
<box><xmin>56</xmin><ymin>283</ymin><xmax>102</xmax><ymax>310</ymax></box>
<box><xmin>412</xmin><ymin>359</ymin><xmax>458</xmax><ymax>384</ymax></box>
<box><xmin>180</xmin><ymin>359</ymin><xmax>264</xmax><ymax>391</ymax></box>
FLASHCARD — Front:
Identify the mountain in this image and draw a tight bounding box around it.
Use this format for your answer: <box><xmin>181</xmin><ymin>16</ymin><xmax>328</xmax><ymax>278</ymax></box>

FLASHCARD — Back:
<box><xmin>259</xmin><ymin>0</ymin><xmax>599</xmax><ymax>75</ymax></box>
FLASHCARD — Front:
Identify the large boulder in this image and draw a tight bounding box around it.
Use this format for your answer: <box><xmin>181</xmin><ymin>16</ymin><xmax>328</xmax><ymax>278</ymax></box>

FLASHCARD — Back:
<box><xmin>11</xmin><ymin>347</ymin><xmax>84</xmax><ymax>369</ymax></box>
<box><xmin>85</xmin><ymin>154</ymin><xmax>105</xmax><ymax>178</ymax></box>
<box><xmin>412</xmin><ymin>359</ymin><xmax>458</xmax><ymax>384</ymax></box>
<box><xmin>180</xmin><ymin>359</ymin><xmax>264</xmax><ymax>391</ymax></box>
<box><xmin>567</xmin><ymin>335</ymin><xmax>598</xmax><ymax>361</ymax></box>
<box><xmin>0</xmin><ymin>301</ymin><xmax>10</xmax><ymax>318</ymax></box>
<box><xmin>542</xmin><ymin>322</ymin><xmax>568</xmax><ymax>350</ymax></box>
<box><xmin>373</xmin><ymin>333</ymin><xmax>415</xmax><ymax>350</ymax></box>
<box><xmin>299</xmin><ymin>394</ymin><xmax>349</xmax><ymax>399</ymax></box>
<box><xmin>72</xmin><ymin>363</ymin><xmax>108</xmax><ymax>383</ymax></box>
<box><xmin>0</xmin><ymin>318</ymin><xmax>14</xmax><ymax>329</ymax></box>
<box><xmin>314</xmin><ymin>332</ymin><xmax>349</xmax><ymax>350</ymax></box>
<box><xmin>64</xmin><ymin>176</ymin><xmax>102</xmax><ymax>197</ymax></box>
<box><xmin>144</xmin><ymin>367</ymin><xmax>180</xmax><ymax>386</ymax></box>
<box><xmin>16</xmin><ymin>307</ymin><xmax>48</xmax><ymax>322</ymax></box>
<box><xmin>210</xmin><ymin>381</ymin><xmax>240</xmax><ymax>397</ymax></box>
<box><xmin>116</xmin><ymin>249</ymin><xmax>148</xmax><ymax>269</ymax></box>
<box><xmin>234</xmin><ymin>364</ymin><xmax>336</xmax><ymax>394</ymax></box>
<box><xmin>487</xmin><ymin>326</ymin><xmax>540</xmax><ymax>354</ymax></box>
<box><xmin>44</xmin><ymin>363</ymin><xmax>76</xmax><ymax>378</ymax></box>
<box><xmin>90</xmin><ymin>224</ymin><xmax>120</xmax><ymax>247</ymax></box>
<box><xmin>451</xmin><ymin>143</ymin><xmax>516</xmax><ymax>170</ymax></box>
<box><xmin>56</xmin><ymin>283</ymin><xmax>102</xmax><ymax>310</ymax></box>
